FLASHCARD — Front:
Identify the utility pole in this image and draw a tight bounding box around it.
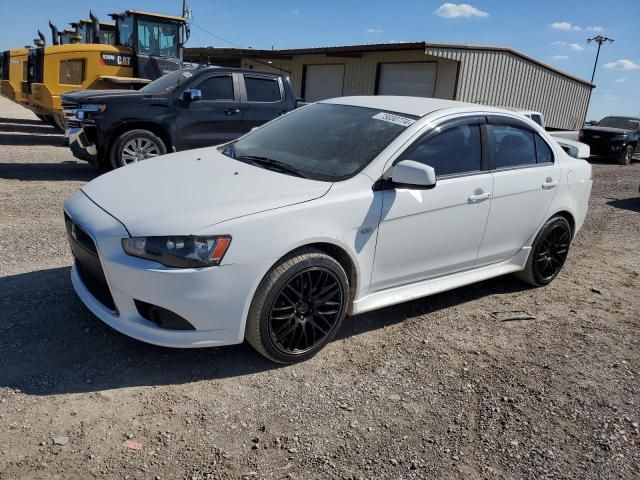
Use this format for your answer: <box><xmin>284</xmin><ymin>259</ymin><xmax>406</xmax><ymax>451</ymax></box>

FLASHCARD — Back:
<box><xmin>587</xmin><ymin>35</ymin><xmax>614</xmax><ymax>83</ymax></box>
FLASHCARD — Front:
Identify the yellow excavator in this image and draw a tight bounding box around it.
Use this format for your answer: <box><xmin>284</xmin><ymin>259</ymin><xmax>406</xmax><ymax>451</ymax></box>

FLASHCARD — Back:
<box><xmin>1</xmin><ymin>6</ymin><xmax>190</xmax><ymax>129</ymax></box>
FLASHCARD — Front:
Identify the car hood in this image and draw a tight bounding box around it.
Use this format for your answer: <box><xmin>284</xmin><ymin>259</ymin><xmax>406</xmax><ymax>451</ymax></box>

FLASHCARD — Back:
<box><xmin>62</xmin><ymin>89</ymin><xmax>147</xmax><ymax>103</ymax></box>
<box><xmin>81</xmin><ymin>148</ymin><xmax>332</xmax><ymax>237</ymax></box>
<box><xmin>581</xmin><ymin>126</ymin><xmax>633</xmax><ymax>135</ymax></box>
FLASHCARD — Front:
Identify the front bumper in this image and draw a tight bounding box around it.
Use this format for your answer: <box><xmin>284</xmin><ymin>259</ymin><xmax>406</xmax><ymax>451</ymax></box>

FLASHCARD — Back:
<box><xmin>68</xmin><ymin>127</ymin><xmax>98</xmax><ymax>164</ymax></box>
<box><xmin>580</xmin><ymin>139</ymin><xmax>628</xmax><ymax>157</ymax></box>
<box><xmin>64</xmin><ymin>190</ymin><xmax>267</xmax><ymax>348</ymax></box>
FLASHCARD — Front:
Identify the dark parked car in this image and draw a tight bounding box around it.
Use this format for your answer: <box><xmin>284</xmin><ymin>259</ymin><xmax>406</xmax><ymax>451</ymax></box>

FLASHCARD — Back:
<box><xmin>62</xmin><ymin>67</ymin><xmax>297</xmax><ymax>168</ymax></box>
<box><xmin>579</xmin><ymin>116</ymin><xmax>640</xmax><ymax>165</ymax></box>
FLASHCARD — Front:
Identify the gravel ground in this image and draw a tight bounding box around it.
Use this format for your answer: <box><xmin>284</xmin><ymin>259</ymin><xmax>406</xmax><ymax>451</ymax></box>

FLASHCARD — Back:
<box><xmin>0</xmin><ymin>96</ymin><xmax>638</xmax><ymax>480</ymax></box>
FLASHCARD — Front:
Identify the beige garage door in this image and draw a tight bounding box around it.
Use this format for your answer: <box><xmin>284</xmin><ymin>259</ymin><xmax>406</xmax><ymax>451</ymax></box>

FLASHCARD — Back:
<box><xmin>378</xmin><ymin>62</ymin><xmax>436</xmax><ymax>97</ymax></box>
<box><xmin>304</xmin><ymin>64</ymin><xmax>345</xmax><ymax>102</ymax></box>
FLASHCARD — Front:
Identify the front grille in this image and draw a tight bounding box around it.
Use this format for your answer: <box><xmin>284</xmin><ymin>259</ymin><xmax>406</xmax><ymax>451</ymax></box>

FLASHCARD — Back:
<box><xmin>62</xmin><ymin>100</ymin><xmax>80</xmax><ymax>126</ymax></box>
<box><xmin>64</xmin><ymin>212</ymin><xmax>117</xmax><ymax>313</ymax></box>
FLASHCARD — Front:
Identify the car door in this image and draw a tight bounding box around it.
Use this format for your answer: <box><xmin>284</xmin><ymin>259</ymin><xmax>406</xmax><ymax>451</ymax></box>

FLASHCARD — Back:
<box><xmin>476</xmin><ymin>116</ymin><xmax>561</xmax><ymax>266</ymax></box>
<box><xmin>240</xmin><ymin>74</ymin><xmax>288</xmax><ymax>131</ymax></box>
<box><xmin>175</xmin><ymin>72</ymin><xmax>244</xmax><ymax>150</ymax></box>
<box><xmin>370</xmin><ymin>117</ymin><xmax>494</xmax><ymax>292</ymax></box>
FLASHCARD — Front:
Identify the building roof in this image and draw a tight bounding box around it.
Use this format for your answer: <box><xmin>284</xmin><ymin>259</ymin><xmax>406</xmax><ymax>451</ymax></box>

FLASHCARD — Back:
<box><xmin>185</xmin><ymin>41</ymin><xmax>594</xmax><ymax>88</ymax></box>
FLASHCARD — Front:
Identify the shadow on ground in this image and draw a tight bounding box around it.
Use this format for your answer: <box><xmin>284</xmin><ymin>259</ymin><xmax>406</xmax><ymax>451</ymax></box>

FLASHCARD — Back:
<box><xmin>607</xmin><ymin>197</ymin><xmax>640</xmax><ymax>213</ymax></box>
<box><xmin>0</xmin><ymin>265</ymin><xmax>527</xmax><ymax>396</ymax></box>
<box><xmin>0</xmin><ymin>132</ymin><xmax>64</xmax><ymax>147</ymax></box>
<box><xmin>0</xmin><ymin>162</ymin><xmax>100</xmax><ymax>181</ymax></box>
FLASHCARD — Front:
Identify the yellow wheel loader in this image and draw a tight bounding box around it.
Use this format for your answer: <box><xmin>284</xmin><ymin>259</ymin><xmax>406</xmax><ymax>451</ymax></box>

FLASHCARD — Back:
<box><xmin>2</xmin><ymin>8</ymin><xmax>189</xmax><ymax>129</ymax></box>
<box><xmin>27</xmin><ymin>10</ymin><xmax>188</xmax><ymax>128</ymax></box>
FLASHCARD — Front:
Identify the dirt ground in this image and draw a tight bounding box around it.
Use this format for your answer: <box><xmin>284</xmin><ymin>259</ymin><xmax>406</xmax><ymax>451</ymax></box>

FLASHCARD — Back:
<box><xmin>0</xmin><ymin>95</ymin><xmax>638</xmax><ymax>480</ymax></box>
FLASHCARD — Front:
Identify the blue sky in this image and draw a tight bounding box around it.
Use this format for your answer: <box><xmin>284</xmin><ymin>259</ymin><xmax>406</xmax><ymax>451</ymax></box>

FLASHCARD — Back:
<box><xmin>1</xmin><ymin>0</ymin><xmax>638</xmax><ymax>120</ymax></box>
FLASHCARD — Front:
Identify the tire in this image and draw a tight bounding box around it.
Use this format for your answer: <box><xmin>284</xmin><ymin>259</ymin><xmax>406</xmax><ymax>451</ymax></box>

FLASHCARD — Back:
<box><xmin>515</xmin><ymin>216</ymin><xmax>572</xmax><ymax>287</ymax></box>
<box><xmin>617</xmin><ymin>145</ymin><xmax>634</xmax><ymax>165</ymax></box>
<box><xmin>245</xmin><ymin>248</ymin><xmax>349</xmax><ymax>363</ymax></box>
<box><xmin>109</xmin><ymin>129</ymin><xmax>167</xmax><ymax>169</ymax></box>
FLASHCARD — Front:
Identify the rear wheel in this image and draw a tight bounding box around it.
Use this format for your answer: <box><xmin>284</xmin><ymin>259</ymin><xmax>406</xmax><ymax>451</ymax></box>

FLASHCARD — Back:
<box><xmin>515</xmin><ymin>216</ymin><xmax>572</xmax><ymax>287</ymax></box>
<box><xmin>110</xmin><ymin>129</ymin><xmax>167</xmax><ymax>169</ymax></box>
<box><xmin>617</xmin><ymin>145</ymin><xmax>634</xmax><ymax>165</ymax></box>
<box><xmin>245</xmin><ymin>248</ymin><xmax>349</xmax><ymax>363</ymax></box>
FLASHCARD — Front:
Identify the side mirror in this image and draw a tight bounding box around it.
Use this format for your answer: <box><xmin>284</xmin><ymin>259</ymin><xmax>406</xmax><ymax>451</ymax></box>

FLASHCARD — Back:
<box><xmin>182</xmin><ymin>88</ymin><xmax>202</xmax><ymax>103</ymax></box>
<box><xmin>391</xmin><ymin>160</ymin><xmax>436</xmax><ymax>189</ymax></box>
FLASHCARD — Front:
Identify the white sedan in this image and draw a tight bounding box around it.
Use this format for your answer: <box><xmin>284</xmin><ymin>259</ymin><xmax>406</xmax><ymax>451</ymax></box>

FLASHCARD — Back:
<box><xmin>64</xmin><ymin>96</ymin><xmax>592</xmax><ymax>363</ymax></box>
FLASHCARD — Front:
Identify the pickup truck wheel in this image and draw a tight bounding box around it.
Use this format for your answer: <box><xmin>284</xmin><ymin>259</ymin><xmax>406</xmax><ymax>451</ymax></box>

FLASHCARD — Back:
<box><xmin>617</xmin><ymin>145</ymin><xmax>634</xmax><ymax>165</ymax></box>
<box><xmin>245</xmin><ymin>248</ymin><xmax>349</xmax><ymax>364</ymax></box>
<box><xmin>110</xmin><ymin>129</ymin><xmax>167</xmax><ymax>169</ymax></box>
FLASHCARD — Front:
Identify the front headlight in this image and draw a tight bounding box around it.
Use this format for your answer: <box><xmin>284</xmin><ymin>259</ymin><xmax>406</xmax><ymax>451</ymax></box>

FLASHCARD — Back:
<box><xmin>122</xmin><ymin>235</ymin><xmax>231</xmax><ymax>268</ymax></box>
<box><xmin>81</xmin><ymin>103</ymin><xmax>107</xmax><ymax>112</ymax></box>
<box><xmin>612</xmin><ymin>134</ymin><xmax>628</xmax><ymax>141</ymax></box>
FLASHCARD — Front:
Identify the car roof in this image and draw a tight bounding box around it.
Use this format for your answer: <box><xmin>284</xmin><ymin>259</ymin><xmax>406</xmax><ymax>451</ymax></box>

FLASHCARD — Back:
<box><xmin>600</xmin><ymin>115</ymin><xmax>640</xmax><ymax>121</ymax></box>
<box><xmin>322</xmin><ymin>96</ymin><xmax>528</xmax><ymax>118</ymax></box>
<box><xmin>194</xmin><ymin>65</ymin><xmax>288</xmax><ymax>77</ymax></box>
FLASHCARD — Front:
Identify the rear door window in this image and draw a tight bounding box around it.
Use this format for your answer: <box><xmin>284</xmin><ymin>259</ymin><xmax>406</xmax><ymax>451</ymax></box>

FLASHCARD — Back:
<box><xmin>244</xmin><ymin>76</ymin><xmax>281</xmax><ymax>102</ymax></box>
<box><xmin>534</xmin><ymin>135</ymin><xmax>554</xmax><ymax>164</ymax></box>
<box><xmin>488</xmin><ymin>124</ymin><xmax>536</xmax><ymax>169</ymax></box>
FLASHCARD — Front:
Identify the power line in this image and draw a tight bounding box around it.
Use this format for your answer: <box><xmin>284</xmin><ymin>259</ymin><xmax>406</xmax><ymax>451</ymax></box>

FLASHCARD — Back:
<box><xmin>190</xmin><ymin>22</ymin><xmax>245</xmax><ymax>49</ymax></box>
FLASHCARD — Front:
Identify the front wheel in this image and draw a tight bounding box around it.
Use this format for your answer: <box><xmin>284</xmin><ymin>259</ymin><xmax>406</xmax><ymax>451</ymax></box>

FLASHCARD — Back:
<box><xmin>110</xmin><ymin>129</ymin><xmax>167</xmax><ymax>169</ymax></box>
<box><xmin>617</xmin><ymin>145</ymin><xmax>634</xmax><ymax>165</ymax></box>
<box><xmin>515</xmin><ymin>216</ymin><xmax>572</xmax><ymax>287</ymax></box>
<box><xmin>245</xmin><ymin>248</ymin><xmax>349</xmax><ymax>363</ymax></box>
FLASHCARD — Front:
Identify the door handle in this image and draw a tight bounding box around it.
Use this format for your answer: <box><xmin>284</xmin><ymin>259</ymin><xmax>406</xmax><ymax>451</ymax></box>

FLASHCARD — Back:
<box><xmin>468</xmin><ymin>192</ymin><xmax>492</xmax><ymax>203</ymax></box>
<box><xmin>224</xmin><ymin>108</ymin><xmax>241</xmax><ymax>116</ymax></box>
<box><xmin>542</xmin><ymin>179</ymin><xmax>559</xmax><ymax>190</ymax></box>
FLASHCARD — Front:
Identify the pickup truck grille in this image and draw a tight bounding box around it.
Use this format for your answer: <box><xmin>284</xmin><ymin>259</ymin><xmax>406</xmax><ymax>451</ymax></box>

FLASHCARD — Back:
<box><xmin>62</xmin><ymin>99</ymin><xmax>80</xmax><ymax>128</ymax></box>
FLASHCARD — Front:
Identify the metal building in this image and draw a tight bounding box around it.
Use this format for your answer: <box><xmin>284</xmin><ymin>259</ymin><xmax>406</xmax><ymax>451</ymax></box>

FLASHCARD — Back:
<box><xmin>185</xmin><ymin>42</ymin><xmax>594</xmax><ymax>130</ymax></box>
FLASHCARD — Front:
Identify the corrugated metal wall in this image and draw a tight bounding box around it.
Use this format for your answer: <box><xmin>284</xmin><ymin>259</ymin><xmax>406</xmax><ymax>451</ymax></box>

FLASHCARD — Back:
<box><xmin>426</xmin><ymin>47</ymin><xmax>591</xmax><ymax>130</ymax></box>
<box><xmin>241</xmin><ymin>51</ymin><xmax>459</xmax><ymax>101</ymax></box>
<box><xmin>241</xmin><ymin>47</ymin><xmax>591</xmax><ymax>130</ymax></box>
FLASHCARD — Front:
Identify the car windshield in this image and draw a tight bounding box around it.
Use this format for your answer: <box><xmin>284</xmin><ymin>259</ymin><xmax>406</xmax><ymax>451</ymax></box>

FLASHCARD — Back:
<box><xmin>596</xmin><ymin>116</ymin><xmax>639</xmax><ymax>130</ymax></box>
<box><xmin>222</xmin><ymin>103</ymin><xmax>417</xmax><ymax>181</ymax></box>
<box><xmin>140</xmin><ymin>69</ymin><xmax>195</xmax><ymax>93</ymax></box>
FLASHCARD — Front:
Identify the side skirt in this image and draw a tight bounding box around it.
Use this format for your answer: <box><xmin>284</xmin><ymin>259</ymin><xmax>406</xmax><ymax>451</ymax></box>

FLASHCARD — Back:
<box><xmin>349</xmin><ymin>247</ymin><xmax>530</xmax><ymax>315</ymax></box>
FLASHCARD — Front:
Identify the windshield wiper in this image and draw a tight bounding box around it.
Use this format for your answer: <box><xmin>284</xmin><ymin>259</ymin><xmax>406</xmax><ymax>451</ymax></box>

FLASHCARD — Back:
<box><xmin>234</xmin><ymin>155</ymin><xmax>307</xmax><ymax>178</ymax></box>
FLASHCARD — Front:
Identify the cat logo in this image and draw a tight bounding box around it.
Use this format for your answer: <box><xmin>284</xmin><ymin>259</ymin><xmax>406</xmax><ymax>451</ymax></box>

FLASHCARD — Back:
<box><xmin>100</xmin><ymin>53</ymin><xmax>133</xmax><ymax>67</ymax></box>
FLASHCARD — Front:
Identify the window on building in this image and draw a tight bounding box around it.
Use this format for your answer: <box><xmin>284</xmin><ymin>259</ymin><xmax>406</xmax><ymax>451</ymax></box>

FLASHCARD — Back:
<box><xmin>59</xmin><ymin>59</ymin><xmax>85</xmax><ymax>85</ymax></box>
<box><xmin>197</xmin><ymin>75</ymin><xmax>234</xmax><ymax>101</ymax></box>
<box><xmin>489</xmin><ymin>124</ymin><xmax>537</xmax><ymax>169</ymax></box>
<box><xmin>402</xmin><ymin>123</ymin><xmax>482</xmax><ymax>177</ymax></box>
<box><xmin>244</xmin><ymin>76</ymin><xmax>281</xmax><ymax>102</ymax></box>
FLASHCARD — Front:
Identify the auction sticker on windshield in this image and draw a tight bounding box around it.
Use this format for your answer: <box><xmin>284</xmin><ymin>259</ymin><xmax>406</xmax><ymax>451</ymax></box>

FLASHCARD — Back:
<box><xmin>372</xmin><ymin>112</ymin><xmax>416</xmax><ymax>127</ymax></box>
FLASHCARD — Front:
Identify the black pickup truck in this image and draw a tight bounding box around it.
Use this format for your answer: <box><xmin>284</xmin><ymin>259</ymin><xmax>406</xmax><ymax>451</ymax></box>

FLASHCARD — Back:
<box><xmin>578</xmin><ymin>116</ymin><xmax>640</xmax><ymax>165</ymax></box>
<box><xmin>62</xmin><ymin>67</ymin><xmax>297</xmax><ymax>168</ymax></box>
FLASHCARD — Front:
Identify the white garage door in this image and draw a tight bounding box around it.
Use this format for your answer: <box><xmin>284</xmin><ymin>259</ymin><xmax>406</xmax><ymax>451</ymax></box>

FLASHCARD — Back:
<box><xmin>378</xmin><ymin>62</ymin><xmax>437</xmax><ymax>97</ymax></box>
<box><xmin>304</xmin><ymin>64</ymin><xmax>345</xmax><ymax>102</ymax></box>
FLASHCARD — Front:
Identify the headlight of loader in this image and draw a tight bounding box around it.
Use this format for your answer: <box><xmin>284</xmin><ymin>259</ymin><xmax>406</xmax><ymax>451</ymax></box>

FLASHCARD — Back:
<box><xmin>122</xmin><ymin>236</ymin><xmax>231</xmax><ymax>268</ymax></box>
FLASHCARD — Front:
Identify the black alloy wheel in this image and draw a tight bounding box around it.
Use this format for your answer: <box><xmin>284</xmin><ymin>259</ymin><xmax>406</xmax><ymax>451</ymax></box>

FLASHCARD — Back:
<box><xmin>532</xmin><ymin>223</ymin><xmax>571</xmax><ymax>282</ymax></box>
<box><xmin>245</xmin><ymin>248</ymin><xmax>349</xmax><ymax>363</ymax></box>
<box><xmin>268</xmin><ymin>267</ymin><xmax>344</xmax><ymax>355</ymax></box>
